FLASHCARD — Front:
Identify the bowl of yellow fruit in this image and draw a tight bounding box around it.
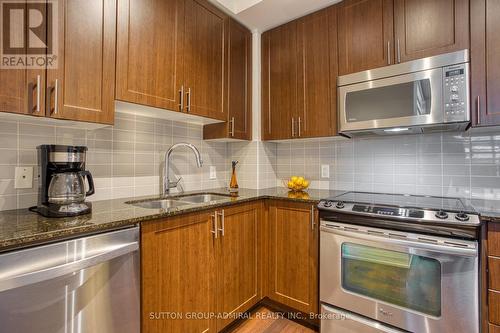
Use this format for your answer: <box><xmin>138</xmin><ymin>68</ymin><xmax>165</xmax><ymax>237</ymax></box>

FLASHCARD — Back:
<box><xmin>284</xmin><ymin>176</ymin><xmax>310</xmax><ymax>192</ymax></box>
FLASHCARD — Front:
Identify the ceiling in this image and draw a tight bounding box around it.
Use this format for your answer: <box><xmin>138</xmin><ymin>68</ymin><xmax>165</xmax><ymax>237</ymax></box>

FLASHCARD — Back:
<box><xmin>208</xmin><ymin>0</ymin><xmax>342</xmax><ymax>32</ymax></box>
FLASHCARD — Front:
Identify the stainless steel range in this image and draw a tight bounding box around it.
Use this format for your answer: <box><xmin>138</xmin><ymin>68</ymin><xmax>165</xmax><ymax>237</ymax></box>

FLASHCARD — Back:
<box><xmin>318</xmin><ymin>191</ymin><xmax>481</xmax><ymax>333</ymax></box>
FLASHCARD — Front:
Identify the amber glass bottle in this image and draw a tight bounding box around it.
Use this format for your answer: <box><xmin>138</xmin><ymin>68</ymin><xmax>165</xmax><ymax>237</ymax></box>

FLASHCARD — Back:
<box><xmin>230</xmin><ymin>161</ymin><xmax>239</xmax><ymax>192</ymax></box>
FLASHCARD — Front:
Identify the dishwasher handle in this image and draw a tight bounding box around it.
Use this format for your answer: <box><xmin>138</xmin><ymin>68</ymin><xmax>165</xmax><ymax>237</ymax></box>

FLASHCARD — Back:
<box><xmin>0</xmin><ymin>241</ymin><xmax>138</xmax><ymax>293</ymax></box>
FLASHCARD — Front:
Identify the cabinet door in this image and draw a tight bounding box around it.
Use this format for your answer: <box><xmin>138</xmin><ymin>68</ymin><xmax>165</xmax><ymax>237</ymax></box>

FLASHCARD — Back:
<box><xmin>183</xmin><ymin>0</ymin><xmax>226</xmax><ymax>121</ymax></box>
<box><xmin>261</xmin><ymin>22</ymin><xmax>297</xmax><ymax>140</ymax></box>
<box><xmin>203</xmin><ymin>18</ymin><xmax>252</xmax><ymax>140</ymax></box>
<box><xmin>142</xmin><ymin>212</ymin><xmax>217</xmax><ymax>333</ymax></box>
<box><xmin>296</xmin><ymin>7</ymin><xmax>337</xmax><ymax>138</ymax></box>
<box><xmin>216</xmin><ymin>203</ymin><xmax>261</xmax><ymax>330</ymax></box>
<box><xmin>268</xmin><ymin>201</ymin><xmax>318</xmax><ymax>314</ymax></box>
<box><xmin>471</xmin><ymin>0</ymin><xmax>500</xmax><ymax>126</ymax></box>
<box><xmin>394</xmin><ymin>0</ymin><xmax>469</xmax><ymax>63</ymax></box>
<box><xmin>116</xmin><ymin>0</ymin><xmax>184</xmax><ymax>112</ymax></box>
<box><xmin>47</xmin><ymin>0</ymin><xmax>115</xmax><ymax>124</ymax></box>
<box><xmin>338</xmin><ymin>0</ymin><xmax>394</xmax><ymax>75</ymax></box>
<box><xmin>0</xmin><ymin>1</ymin><xmax>45</xmax><ymax>116</ymax></box>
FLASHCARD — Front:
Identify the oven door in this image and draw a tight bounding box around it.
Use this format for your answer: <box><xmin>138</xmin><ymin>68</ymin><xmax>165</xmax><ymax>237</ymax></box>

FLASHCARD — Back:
<box><xmin>320</xmin><ymin>221</ymin><xmax>479</xmax><ymax>333</ymax></box>
<box><xmin>338</xmin><ymin>68</ymin><xmax>444</xmax><ymax>133</ymax></box>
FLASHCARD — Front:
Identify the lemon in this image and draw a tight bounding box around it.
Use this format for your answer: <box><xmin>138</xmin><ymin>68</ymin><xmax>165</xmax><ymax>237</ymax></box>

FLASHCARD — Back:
<box><xmin>294</xmin><ymin>178</ymin><xmax>303</xmax><ymax>186</ymax></box>
<box><xmin>287</xmin><ymin>181</ymin><xmax>294</xmax><ymax>188</ymax></box>
<box><xmin>290</xmin><ymin>176</ymin><xmax>298</xmax><ymax>183</ymax></box>
<box><xmin>303</xmin><ymin>180</ymin><xmax>310</xmax><ymax>188</ymax></box>
<box><xmin>297</xmin><ymin>176</ymin><xmax>305</xmax><ymax>183</ymax></box>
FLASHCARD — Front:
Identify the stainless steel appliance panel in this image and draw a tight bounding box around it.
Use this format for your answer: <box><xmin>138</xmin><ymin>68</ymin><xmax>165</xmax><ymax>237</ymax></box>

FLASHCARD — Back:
<box><xmin>321</xmin><ymin>304</ymin><xmax>405</xmax><ymax>333</ymax></box>
<box><xmin>320</xmin><ymin>221</ymin><xmax>479</xmax><ymax>333</ymax></box>
<box><xmin>0</xmin><ymin>227</ymin><xmax>140</xmax><ymax>333</ymax></box>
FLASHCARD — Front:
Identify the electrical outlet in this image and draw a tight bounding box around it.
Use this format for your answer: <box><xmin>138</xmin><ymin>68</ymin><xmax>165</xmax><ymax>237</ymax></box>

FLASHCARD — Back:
<box><xmin>209</xmin><ymin>166</ymin><xmax>217</xmax><ymax>180</ymax></box>
<box><xmin>15</xmin><ymin>167</ymin><xmax>33</xmax><ymax>189</ymax></box>
<box><xmin>321</xmin><ymin>164</ymin><xmax>330</xmax><ymax>179</ymax></box>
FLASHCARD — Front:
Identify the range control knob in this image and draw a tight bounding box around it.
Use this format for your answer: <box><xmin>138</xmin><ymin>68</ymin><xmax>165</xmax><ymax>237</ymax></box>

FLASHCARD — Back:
<box><xmin>323</xmin><ymin>200</ymin><xmax>332</xmax><ymax>207</ymax></box>
<box><xmin>455</xmin><ymin>212</ymin><xmax>470</xmax><ymax>222</ymax></box>
<box><xmin>335</xmin><ymin>201</ymin><xmax>345</xmax><ymax>209</ymax></box>
<box><xmin>435</xmin><ymin>210</ymin><xmax>449</xmax><ymax>219</ymax></box>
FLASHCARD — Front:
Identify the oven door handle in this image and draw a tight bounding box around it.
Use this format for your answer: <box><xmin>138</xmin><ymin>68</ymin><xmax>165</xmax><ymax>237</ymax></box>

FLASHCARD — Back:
<box><xmin>320</xmin><ymin>224</ymin><xmax>478</xmax><ymax>257</ymax></box>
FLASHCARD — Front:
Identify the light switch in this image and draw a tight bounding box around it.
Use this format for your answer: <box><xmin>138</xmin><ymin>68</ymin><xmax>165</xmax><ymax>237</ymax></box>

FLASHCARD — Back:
<box><xmin>15</xmin><ymin>167</ymin><xmax>33</xmax><ymax>189</ymax></box>
<box><xmin>209</xmin><ymin>166</ymin><xmax>217</xmax><ymax>180</ymax></box>
<box><xmin>321</xmin><ymin>165</ymin><xmax>330</xmax><ymax>179</ymax></box>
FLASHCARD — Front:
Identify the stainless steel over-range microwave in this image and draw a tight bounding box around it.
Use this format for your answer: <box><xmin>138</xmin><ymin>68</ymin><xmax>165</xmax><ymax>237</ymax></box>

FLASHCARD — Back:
<box><xmin>338</xmin><ymin>50</ymin><xmax>471</xmax><ymax>136</ymax></box>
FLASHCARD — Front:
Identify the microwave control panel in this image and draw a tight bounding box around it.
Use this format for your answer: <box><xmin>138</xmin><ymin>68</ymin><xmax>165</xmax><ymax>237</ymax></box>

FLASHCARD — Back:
<box><xmin>443</xmin><ymin>64</ymin><xmax>469</xmax><ymax>122</ymax></box>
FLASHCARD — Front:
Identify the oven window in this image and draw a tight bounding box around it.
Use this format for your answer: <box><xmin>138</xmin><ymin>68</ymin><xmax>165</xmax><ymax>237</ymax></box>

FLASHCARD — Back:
<box><xmin>341</xmin><ymin>243</ymin><xmax>441</xmax><ymax>317</ymax></box>
<box><xmin>345</xmin><ymin>79</ymin><xmax>432</xmax><ymax>122</ymax></box>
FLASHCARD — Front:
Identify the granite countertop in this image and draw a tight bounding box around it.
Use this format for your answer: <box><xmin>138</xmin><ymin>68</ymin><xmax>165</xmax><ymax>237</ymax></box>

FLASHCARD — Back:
<box><xmin>470</xmin><ymin>198</ymin><xmax>500</xmax><ymax>222</ymax></box>
<box><xmin>0</xmin><ymin>187</ymin><xmax>344</xmax><ymax>253</ymax></box>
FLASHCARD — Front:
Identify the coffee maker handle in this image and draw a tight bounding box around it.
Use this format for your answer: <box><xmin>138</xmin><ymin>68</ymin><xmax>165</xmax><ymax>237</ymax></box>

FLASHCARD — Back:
<box><xmin>81</xmin><ymin>171</ymin><xmax>95</xmax><ymax>197</ymax></box>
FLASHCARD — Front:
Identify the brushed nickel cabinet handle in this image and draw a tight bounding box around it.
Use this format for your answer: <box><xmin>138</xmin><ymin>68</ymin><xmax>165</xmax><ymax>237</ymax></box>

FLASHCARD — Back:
<box><xmin>49</xmin><ymin>79</ymin><xmax>59</xmax><ymax>115</ymax></box>
<box><xmin>28</xmin><ymin>75</ymin><xmax>41</xmax><ymax>113</ymax></box>
<box><xmin>311</xmin><ymin>205</ymin><xmax>315</xmax><ymax>230</ymax></box>
<box><xmin>34</xmin><ymin>75</ymin><xmax>40</xmax><ymax>113</ymax></box>
<box><xmin>477</xmin><ymin>96</ymin><xmax>481</xmax><ymax>125</ymax></box>
<box><xmin>229</xmin><ymin>117</ymin><xmax>235</xmax><ymax>137</ymax></box>
<box><xmin>186</xmin><ymin>88</ymin><xmax>191</xmax><ymax>113</ymax></box>
<box><xmin>298</xmin><ymin>117</ymin><xmax>302</xmax><ymax>137</ymax></box>
<box><xmin>179</xmin><ymin>86</ymin><xmax>184</xmax><ymax>112</ymax></box>
<box><xmin>387</xmin><ymin>41</ymin><xmax>391</xmax><ymax>65</ymax></box>
<box><xmin>291</xmin><ymin>118</ymin><xmax>295</xmax><ymax>137</ymax></box>
<box><xmin>217</xmin><ymin>210</ymin><xmax>225</xmax><ymax>236</ymax></box>
<box><xmin>397</xmin><ymin>39</ymin><xmax>401</xmax><ymax>64</ymax></box>
<box><xmin>211</xmin><ymin>212</ymin><xmax>218</xmax><ymax>239</ymax></box>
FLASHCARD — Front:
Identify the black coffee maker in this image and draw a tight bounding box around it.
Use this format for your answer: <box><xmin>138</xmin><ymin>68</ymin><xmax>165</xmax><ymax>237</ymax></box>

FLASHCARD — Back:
<box><xmin>32</xmin><ymin>145</ymin><xmax>95</xmax><ymax>217</ymax></box>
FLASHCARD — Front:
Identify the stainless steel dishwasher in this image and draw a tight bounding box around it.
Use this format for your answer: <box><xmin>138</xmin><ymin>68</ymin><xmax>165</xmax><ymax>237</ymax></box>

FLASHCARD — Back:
<box><xmin>0</xmin><ymin>226</ymin><xmax>140</xmax><ymax>333</ymax></box>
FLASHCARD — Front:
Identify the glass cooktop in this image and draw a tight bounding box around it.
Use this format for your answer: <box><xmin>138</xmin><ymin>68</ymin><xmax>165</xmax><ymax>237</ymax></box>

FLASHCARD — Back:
<box><xmin>328</xmin><ymin>191</ymin><xmax>476</xmax><ymax>214</ymax></box>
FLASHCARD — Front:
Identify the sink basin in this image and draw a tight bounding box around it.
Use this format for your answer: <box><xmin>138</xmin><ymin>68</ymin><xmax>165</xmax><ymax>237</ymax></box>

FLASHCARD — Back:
<box><xmin>175</xmin><ymin>193</ymin><xmax>233</xmax><ymax>204</ymax></box>
<box><xmin>129</xmin><ymin>198</ymin><xmax>190</xmax><ymax>209</ymax></box>
<box><xmin>126</xmin><ymin>193</ymin><xmax>234</xmax><ymax>209</ymax></box>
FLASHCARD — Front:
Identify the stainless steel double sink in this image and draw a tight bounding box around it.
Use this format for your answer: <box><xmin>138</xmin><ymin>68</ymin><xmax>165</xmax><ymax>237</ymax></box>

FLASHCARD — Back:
<box><xmin>126</xmin><ymin>193</ymin><xmax>233</xmax><ymax>209</ymax></box>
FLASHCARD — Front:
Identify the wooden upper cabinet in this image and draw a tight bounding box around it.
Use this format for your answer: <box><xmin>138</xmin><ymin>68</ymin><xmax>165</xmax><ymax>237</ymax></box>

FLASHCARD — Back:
<box><xmin>267</xmin><ymin>201</ymin><xmax>318</xmax><ymax>315</ymax></box>
<box><xmin>203</xmin><ymin>18</ymin><xmax>252</xmax><ymax>140</ymax></box>
<box><xmin>216</xmin><ymin>203</ymin><xmax>261</xmax><ymax>330</ymax></box>
<box><xmin>183</xmin><ymin>0</ymin><xmax>226</xmax><ymax>121</ymax></box>
<box><xmin>394</xmin><ymin>0</ymin><xmax>469</xmax><ymax>63</ymax></box>
<box><xmin>116</xmin><ymin>0</ymin><xmax>184</xmax><ymax>112</ymax></box>
<box><xmin>141</xmin><ymin>212</ymin><xmax>217</xmax><ymax>333</ymax></box>
<box><xmin>47</xmin><ymin>0</ymin><xmax>115</xmax><ymax>124</ymax></box>
<box><xmin>296</xmin><ymin>7</ymin><xmax>337</xmax><ymax>138</ymax></box>
<box><xmin>471</xmin><ymin>0</ymin><xmax>500</xmax><ymax>127</ymax></box>
<box><xmin>338</xmin><ymin>0</ymin><xmax>394</xmax><ymax>75</ymax></box>
<box><xmin>261</xmin><ymin>22</ymin><xmax>297</xmax><ymax>140</ymax></box>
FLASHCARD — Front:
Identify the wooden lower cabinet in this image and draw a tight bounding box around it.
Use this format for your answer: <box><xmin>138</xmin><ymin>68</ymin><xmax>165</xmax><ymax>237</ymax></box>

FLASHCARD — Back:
<box><xmin>141</xmin><ymin>211</ymin><xmax>217</xmax><ymax>333</ymax></box>
<box><xmin>141</xmin><ymin>202</ymin><xmax>262</xmax><ymax>333</ymax></box>
<box><xmin>266</xmin><ymin>200</ymin><xmax>318</xmax><ymax>315</ymax></box>
<box><xmin>216</xmin><ymin>202</ymin><xmax>262</xmax><ymax>330</ymax></box>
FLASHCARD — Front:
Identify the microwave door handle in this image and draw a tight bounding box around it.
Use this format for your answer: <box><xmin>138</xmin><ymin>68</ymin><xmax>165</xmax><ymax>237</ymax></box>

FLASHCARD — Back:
<box><xmin>320</xmin><ymin>224</ymin><xmax>477</xmax><ymax>257</ymax></box>
<box><xmin>0</xmin><ymin>241</ymin><xmax>138</xmax><ymax>293</ymax></box>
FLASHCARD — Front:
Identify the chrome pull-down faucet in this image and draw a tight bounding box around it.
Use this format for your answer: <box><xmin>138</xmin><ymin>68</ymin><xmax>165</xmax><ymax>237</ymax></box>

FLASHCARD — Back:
<box><xmin>164</xmin><ymin>143</ymin><xmax>203</xmax><ymax>196</ymax></box>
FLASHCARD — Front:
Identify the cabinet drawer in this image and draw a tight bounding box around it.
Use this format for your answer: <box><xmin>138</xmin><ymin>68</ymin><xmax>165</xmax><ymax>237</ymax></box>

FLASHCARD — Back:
<box><xmin>489</xmin><ymin>223</ymin><xmax>500</xmax><ymax>257</ymax></box>
<box><xmin>490</xmin><ymin>257</ymin><xmax>500</xmax><ymax>290</ymax></box>
<box><xmin>489</xmin><ymin>290</ymin><xmax>500</xmax><ymax>326</ymax></box>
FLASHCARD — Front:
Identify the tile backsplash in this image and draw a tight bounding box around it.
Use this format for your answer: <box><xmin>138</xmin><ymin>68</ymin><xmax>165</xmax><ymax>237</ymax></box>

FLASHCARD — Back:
<box><xmin>274</xmin><ymin>129</ymin><xmax>500</xmax><ymax>200</ymax></box>
<box><xmin>1</xmin><ymin>111</ymin><xmax>500</xmax><ymax>212</ymax></box>
<box><xmin>0</xmin><ymin>113</ymin><xmax>230</xmax><ymax>211</ymax></box>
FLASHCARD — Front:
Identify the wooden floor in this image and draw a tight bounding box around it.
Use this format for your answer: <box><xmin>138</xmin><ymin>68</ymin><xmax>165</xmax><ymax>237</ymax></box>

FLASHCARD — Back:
<box><xmin>228</xmin><ymin>307</ymin><xmax>316</xmax><ymax>333</ymax></box>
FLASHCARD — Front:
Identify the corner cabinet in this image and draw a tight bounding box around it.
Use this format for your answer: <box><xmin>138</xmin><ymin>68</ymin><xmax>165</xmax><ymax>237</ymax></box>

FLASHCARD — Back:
<box><xmin>471</xmin><ymin>0</ymin><xmax>500</xmax><ymax>127</ymax></box>
<box><xmin>0</xmin><ymin>0</ymin><xmax>116</xmax><ymax>124</ymax></box>
<box><xmin>266</xmin><ymin>201</ymin><xmax>319</xmax><ymax>315</ymax></box>
<box><xmin>261</xmin><ymin>7</ymin><xmax>337</xmax><ymax>141</ymax></box>
<box><xmin>116</xmin><ymin>0</ymin><xmax>227</xmax><ymax>121</ymax></box>
<box><xmin>204</xmin><ymin>18</ymin><xmax>253</xmax><ymax>140</ymax></box>
<box><xmin>141</xmin><ymin>202</ymin><xmax>262</xmax><ymax>333</ymax></box>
